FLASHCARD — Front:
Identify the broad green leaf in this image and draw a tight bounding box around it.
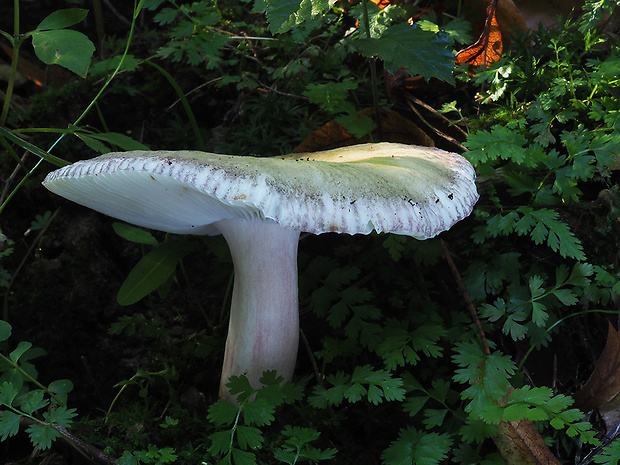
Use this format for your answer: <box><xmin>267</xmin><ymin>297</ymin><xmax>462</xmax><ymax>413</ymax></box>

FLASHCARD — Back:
<box><xmin>117</xmin><ymin>237</ymin><xmax>195</xmax><ymax>305</ymax></box>
<box><xmin>48</xmin><ymin>379</ymin><xmax>74</xmax><ymax>406</ymax></box>
<box><xmin>113</xmin><ymin>223</ymin><xmax>159</xmax><ymax>246</ymax></box>
<box><xmin>0</xmin><ymin>320</ymin><xmax>11</xmax><ymax>342</ymax></box>
<box><xmin>9</xmin><ymin>341</ymin><xmax>32</xmax><ymax>363</ymax></box>
<box><xmin>355</xmin><ymin>23</ymin><xmax>455</xmax><ymax>84</ymax></box>
<box><xmin>30</xmin><ymin>29</ymin><xmax>95</xmax><ymax>77</ymax></box>
<box><xmin>35</xmin><ymin>8</ymin><xmax>89</xmax><ymax>30</ymax></box>
<box><xmin>85</xmin><ymin>132</ymin><xmax>150</xmax><ymax>151</ymax></box>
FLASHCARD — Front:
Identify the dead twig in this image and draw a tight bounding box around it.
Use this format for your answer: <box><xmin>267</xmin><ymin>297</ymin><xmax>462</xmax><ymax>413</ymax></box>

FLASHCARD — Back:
<box><xmin>440</xmin><ymin>239</ymin><xmax>491</xmax><ymax>356</ymax></box>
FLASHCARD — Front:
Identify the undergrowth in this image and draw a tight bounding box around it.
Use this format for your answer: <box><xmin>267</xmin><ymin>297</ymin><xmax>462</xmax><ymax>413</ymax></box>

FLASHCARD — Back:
<box><xmin>0</xmin><ymin>0</ymin><xmax>620</xmax><ymax>463</ymax></box>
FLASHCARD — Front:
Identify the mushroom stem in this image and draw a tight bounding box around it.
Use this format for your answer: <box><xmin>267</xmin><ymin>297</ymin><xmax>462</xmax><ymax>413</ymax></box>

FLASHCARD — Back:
<box><xmin>215</xmin><ymin>218</ymin><xmax>301</xmax><ymax>402</ymax></box>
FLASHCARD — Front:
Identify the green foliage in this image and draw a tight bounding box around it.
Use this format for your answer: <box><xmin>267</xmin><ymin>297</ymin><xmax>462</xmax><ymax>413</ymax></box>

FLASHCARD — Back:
<box><xmin>594</xmin><ymin>438</ymin><xmax>620</xmax><ymax>464</ymax></box>
<box><xmin>452</xmin><ymin>341</ymin><xmax>598</xmax><ymax>444</ymax></box>
<box><xmin>207</xmin><ymin>372</ymin><xmax>316</xmax><ymax>465</ymax></box>
<box><xmin>117</xmin><ymin>236</ymin><xmax>201</xmax><ymax>305</ymax></box>
<box><xmin>355</xmin><ymin>23</ymin><xmax>455</xmax><ymax>83</ymax></box>
<box><xmin>309</xmin><ymin>364</ymin><xmax>406</xmax><ymax>407</ymax></box>
<box><xmin>381</xmin><ymin>426</ymin><xmax>452</xmax><ymax>465</ymax></box>
<box><xmin>0</xmin><ymin>321</ymin><xmax>77</xmax><ymax>450</ymax></box>
<box><xmin>27</xmin><ymin>8</ymin><xmax>95</xmax><ymax>76</ymax></box>
<box><xmin>274</xmin><ymin>426</ymin><xmax>337</xmax><ymax>464</ymax></box>
<box><xmin>2</xmin><ymin>0</ymin><xmax>620</xmax><ymax>463</ymax></box>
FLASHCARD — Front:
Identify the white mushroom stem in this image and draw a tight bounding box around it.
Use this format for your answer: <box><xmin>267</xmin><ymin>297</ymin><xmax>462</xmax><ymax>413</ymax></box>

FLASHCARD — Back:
<box><xmin>215</xmin><ymin>218</ymin><xmax>301</xmax><ymax>402</ymax></box>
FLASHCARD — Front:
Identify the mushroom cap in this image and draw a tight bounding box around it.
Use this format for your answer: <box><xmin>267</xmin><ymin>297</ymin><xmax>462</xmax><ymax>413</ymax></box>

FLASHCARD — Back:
<box><xmin>42</xmin><ymin>142</ymin><xmax>478</xmax><ymax>239</ymax></box>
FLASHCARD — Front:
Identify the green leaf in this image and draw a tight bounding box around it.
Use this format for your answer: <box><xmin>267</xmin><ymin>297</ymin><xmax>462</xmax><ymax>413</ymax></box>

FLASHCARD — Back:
<box><xmin>113</xmin><ymin>223</ymin><xmax>159</xmax><ymax>246</ymax></box>
<box><xmin>243</xmin><ymin>399</ymin><xmax>275</xmax><ymax>427</ymax></box>
<box><xmin>355</xmin><ymin>23</ymin><xmax>455</xmax><ymax>84</ymax></box>
<box><xmin>231</xmin><ymin>447</ymin><xmax>257</xmax><ymax>465</ymax></box>
<box><xmin>264</xmin><ymin>0</ymin><xmax>300</xmax><ymax>33</ymax></box>
<box><xmin>48</xmin><ymin>379</ymin><xmax>74</xmax><ymax>406</ymax></box>
<box><xmin>43</xmin><ymin>406</ymin><xmax>77</xmax><ymax>428</ymax></box>
<box><xmin>35</xmin><ymin>9</ymin><xmax>88</xmax><ymax>31</ymax></box>
<box><xmin>0</xmin><ymin>320</ymin><xmax>11</xmax><ymax>342</ymax></box>
<box><xmin>302</xmin><ymin>80</ymin><xmax>359</xmax><ymax>113</ymax></box>
<box><xmin>208</xmin><ymin>430</ymin><xmax>235</xmax><ymax>456</ymax></box>
<box><xmin>9</xmin><ymin>341</ymin><xmax>32</xmax><ymax>363</ymax></box>
<box><xmin>236</xmin><ymin>425</ymin><xmax>264</xmax><ymax>450</ymax></box>
<box><xmin>381</xmin><ymin>426</ymin><xmax>452</xmax><ymax>465</ymax></box>
<box><xmin>225</xmin><ymin>375</ymin><xmax>255</xmax><ymax>403</ymax></box>
<box><xmin>207</xmin><ymin>399</ymin><xmax>239</xmax><ymax>426</ymax></box>
<box><xmin>75</xmin><ymin>130</ymin><xmax>150</xmax><ymax>152</ymax></box>
<box><xmin>30</xmin><ymin>29</ymin><xmax>95</xmax><ymax>77</ymax></box>
<box><xmin>0</xmin><ymin>411</ymin><xmax>21</xmax><ymax>440</ymax></box>
<box><xmin>117</xmin><ymin>237</ymin><xmax>196</xmax><ymax>305</ymax></box>
<box><xmin>0</xmin><ymin>381</ymin><xmax>19</xmax><ymax>406</ymax></box>
<box><xmin>26</xmin><ymin>423</ymin><xmax>62</xmax><ymax>450</ymax></box>
<box><xmin>18</xmin><ymin>390</ymin><xmax>49</xmax><ymax>415</ymax></box>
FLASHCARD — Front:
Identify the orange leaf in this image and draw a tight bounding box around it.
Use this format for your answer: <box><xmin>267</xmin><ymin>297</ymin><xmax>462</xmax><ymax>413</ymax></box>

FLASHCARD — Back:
<box><xmin>456</xmin><ymin>0</ymin><xmax>503</xmax><ymax>67</ymax></box>
<box><xmin>573</xmin><ymin>321</ymin><xmax>620</xmax><ymax>412</ymax></box>
<box><xmin>369</xmin><ymin>0</ymin><xmax>392</xmax><ymax>9</ymax></box>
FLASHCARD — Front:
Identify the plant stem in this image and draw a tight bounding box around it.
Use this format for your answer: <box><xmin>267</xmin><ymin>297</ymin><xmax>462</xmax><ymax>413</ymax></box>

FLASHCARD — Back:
<box><xmin>361</xmin><ymin>0</ymin><xmax>382</xmax><ymax>141</ymax></box>
<box><xmin>0</xmin><ymin>0</ymin><xmax>22</xmax><ymax>126</ymax></box>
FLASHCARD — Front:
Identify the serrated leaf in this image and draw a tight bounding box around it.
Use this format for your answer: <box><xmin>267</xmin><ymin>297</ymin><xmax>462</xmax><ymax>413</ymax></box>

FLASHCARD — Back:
<box><xmin>243</xmin><ymin>399</ymin><xmax>275</xmax><ymax>426</ymax></box>
<box><xmin>403</xmin><ymin>396</ymin><xmax>428</xmax><ymax>417</ymax></box>
<box><xmin>553</xmin><ymin>289</ymin><xmax>578</xmax><ymax>306</ymax></box>
<box><xmin>264</xmin><ymin>0</ymin><xmax>301</xmax><ymax>33</ymax></box>
<box><xmin>26</xmin><ymin>423</ymin><xmax>61</xmax><ymax>450</ymax></box>
<box><xmin>381</xmin><ymin>427</ymin><xmax>452</xmax><ymax>465</ymax></box>
<box><xmin>0</xmin><ymin>382</ymin><xmax>19</xmax><ymax>406</ymax></box>
<box><xmin>303</xmin><ymin>80</ymin><xmax>359</xmax><ymax>114</ymax></box>
<box><xmin>355</xmin><ymin>23</ymin><xmax>455</xmax><ymax>84</ymax></box>
<box><xmin>208</xmin><ymin>399</ymin><xmax>240</xmax><ymax>426</ymax></box>
<box><xmin>18</xmin><ymin>390</ymin><xmax>49</xmax><ymax>415</ymax></box>
<box><xmin>208</xmin><ymin>430</ymin><xmax>235</xmax><ymax>455</ymax></box>
<box><xmin>236</xmin><ymin>425</ymin><xmax>263</xmax><ymax>450</ymax></box>
<box><xmin>0</xmin><ymin>411</ymin><xmax>21</xmax><ymax>440</ymax></box>
<box><xmin>231</xmin><ymin>447</ymin><xmax>257</xmax><ymax>465</ymax></box>
<box><xmin>423</xmin><ymin>409</ymin><xmax>448</xmax><ymax>429</ymax></box>
<box><xmin>43</xmin><ymin>406</ymin><xmax>77</xmax><ymax>428</ymax></box>
<box><xmin>225</xmin><ymin>375</ymin><xmax>255</xmax><ymax>403</ymax></box>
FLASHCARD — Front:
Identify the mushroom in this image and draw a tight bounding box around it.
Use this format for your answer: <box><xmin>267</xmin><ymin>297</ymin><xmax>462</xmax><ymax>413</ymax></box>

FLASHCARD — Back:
<box><xmin>42</xmin><ymin>142</ymin><xmax>478</xmax><ymax>403</ymax></box>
